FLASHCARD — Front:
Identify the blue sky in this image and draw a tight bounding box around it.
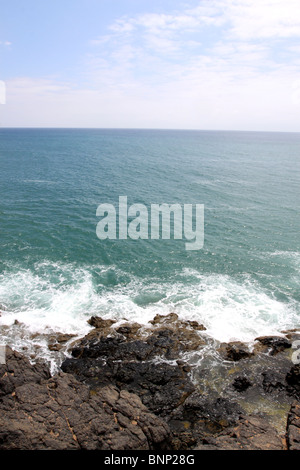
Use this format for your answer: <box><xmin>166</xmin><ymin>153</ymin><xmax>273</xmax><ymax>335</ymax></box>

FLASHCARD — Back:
<box><xmin>1</xmin><ymin>0</ymin><xmax>300</xmax><ymax>131</ymax></box>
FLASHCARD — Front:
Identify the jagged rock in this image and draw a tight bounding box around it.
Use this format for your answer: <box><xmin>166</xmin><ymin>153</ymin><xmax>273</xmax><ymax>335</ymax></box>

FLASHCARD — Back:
<box><xmin>254</xmin><ymin>336</ymin><xmax>292</xmax><ymax>356</ymax></box>
<box><xmin>0</xmin><ymin>347</ymin><xmax>50</xmax><ymax>397</ymax></box>
<box><xmin>87</xmin><ymin>316</ymin><xmax>116</xmax><ymax>329</ymax></box>
<box><xmin>150</xmin><ymin>313</ymin><xmax>179</xmax><ymax>325</ymax></box>
<box><xmin>61</xmin><ymin>314</ymin><xmax>209</xmax><ymax>417</ymax></box>
<box><xmin>217</xmin><ymin>341</ymin><xmax>254</xmax><ymax>361</ymax></box>
<box><xmin>149</xmin><ymin>312</ymin><xmax>206</xmax><ymax>331</ymax></box>
<box><xmin>0</xmin><ymin>347</ymin><xmax>170</xmax><ymax>450</ymax></box>
<box><xmin>286</xmin><ymin>402</ymin><xmax>300</xmax><ymax>450</ymax></box>
<box><xmin>196</xmin><ymin>415</ymin><xmax>286</xmax><ymax>450</ymax></box>
<box><xmin>2</xmin><ymin>313</ymin><xmax>300</xmax><ymax>451</ymax></box>
<box><xmin>62</xmin><ymin>343</ymin><xmax>195</xmax><ymax>416</ymax></box>
<box><xmin>232</xmin><ymin>376</ymin><xmax>252</xmax><ymax>392</ymax></box>
<box><xmin>48</xmin><ymin>333</ymin><xmax>76</xmax><ymax>352</ymax></box>
<box><xmin>286</xmin><ymin>364</ymin><xmax>300</xmax><ymax>398</ymax></box>
<box><xmin>116</xmin><ymin>322</ymin><xmax>142</xmax><ymax>338</ymax></box>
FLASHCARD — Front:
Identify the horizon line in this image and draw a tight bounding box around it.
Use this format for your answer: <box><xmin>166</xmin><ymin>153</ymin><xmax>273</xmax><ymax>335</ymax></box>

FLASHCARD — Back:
<box><xmin>1</xmin><ymin>126</ymin><xmax>300</xmax><ymax>134</ymax></box>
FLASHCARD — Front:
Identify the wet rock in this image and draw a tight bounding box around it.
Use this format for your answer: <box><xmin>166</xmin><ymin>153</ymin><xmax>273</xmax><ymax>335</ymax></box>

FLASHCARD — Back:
<box><xmin>286</xmin><ymin>364</ymin><xmax>300</xmax><ymax>398</ymax></box>
<box><xmin>217</xmin><ymin>341</ymin><xmax>254</xmax><ymax>361</ymax></box>
<box><xmin>116</xmin><ymin>322</ymin><xmax>142</xmax><ymax>338</ymax></box>
<box><xmin>232</xmin><ymin>376</ymin><xmax>252</xmax><ymax>392</ymax></box>
<box><xmin>87</xmin><ymin>316</ymin><xmax>116</xmax><ymax>329</ymax></box>
<box><xmin>62</xmin><ymin>348</ymin><xmax>195</xmax><ymax>417</ymax></box>
<box><xmin>150</xmin><ymin>313</ymin><xmax>179</xmax><ymax>325</ymax></box>
<box><xmin>167</xmin><ymin>390</ymin><xmax>245</xmax><ymax>449</ymax></box>
<box><xmin>281</xmin><ymin>329</ymin><xmax>300</xmax><ymax>341</ymax></box>
<box><xmin>254</xmin><ymin>336</ymin><xmax>292</xmax><ymax>356</ymax></box>
<box><xmin>0</xmin><ymin>347</ymin><xmax>170</xmax><ymax>450</ymax></box>
<box><xmin>67</xmin><ymin>313</ymin><xmax>207</xmax><ymax>363</ymax></box>
<box><xmin>149</xmin><ymin>313</ymin><xmax>206</xmax><ymax>331</ymax></box>
<box><xmin>196</xmin><ymin>415</ymin><xmax>286</xmax><ymax>450</ymax></box>
<box><xmin>60</xmin><ymin>314</ymin><xmax>210</xmax><ymax>418</ymax></box>
<box><xmin>48</xmin><ymin>333</ymin><xmax>76</xmax><ymax>352</ymax></box>
<box><xmin>286</xmin><ymin>402</ymin><xmax>300</xmax><ymax>450</ymax></box>
<box><xmin>3</xmin><ymin>313</ymin><xmax>300</xmax><ymax>451</ymax></box>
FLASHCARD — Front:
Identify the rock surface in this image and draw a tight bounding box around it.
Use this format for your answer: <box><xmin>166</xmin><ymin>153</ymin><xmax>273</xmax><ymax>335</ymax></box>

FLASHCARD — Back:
<box><xmin>0</xmin><ymin>347</ymin><xmax>170</xmax><ymax>450</ymax></box>
<box><xmin>1</xmin><ymin>314</ymin><xmax>300</xmax><ymax>451</ymax></box>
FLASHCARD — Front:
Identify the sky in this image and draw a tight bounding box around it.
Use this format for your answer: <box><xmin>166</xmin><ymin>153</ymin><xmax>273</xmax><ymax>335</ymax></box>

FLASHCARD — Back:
<box><xmin>1</xmin><ymin>0</ymin><xmax>300</xmax><ymax>131</ymax></box>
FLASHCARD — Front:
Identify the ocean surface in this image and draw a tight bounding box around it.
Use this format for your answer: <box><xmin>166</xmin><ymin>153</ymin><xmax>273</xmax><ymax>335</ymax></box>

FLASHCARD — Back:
<box><xmin>0</xmin><ymin>128</ymin><xmax>299</xmax><ymax>371</ymax></box>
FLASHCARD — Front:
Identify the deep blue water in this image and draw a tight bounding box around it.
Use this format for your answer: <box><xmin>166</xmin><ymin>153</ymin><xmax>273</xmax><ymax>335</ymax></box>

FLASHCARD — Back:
<box><xmin>0</xmin><ymin>128</ymin><xmax>299</xmax><ymax>367</ymax></box>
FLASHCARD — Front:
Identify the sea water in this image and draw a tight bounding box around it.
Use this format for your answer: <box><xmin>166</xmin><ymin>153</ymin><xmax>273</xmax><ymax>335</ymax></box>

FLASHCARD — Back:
<box><xmin>0</xmin><ymin>128</ymin><xmax>299</xmax><ymax>370</ymax></box>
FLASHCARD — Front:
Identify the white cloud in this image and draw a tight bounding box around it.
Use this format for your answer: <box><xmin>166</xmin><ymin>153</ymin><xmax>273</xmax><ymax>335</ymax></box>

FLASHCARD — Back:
<box><xmin>223</xmin><ymin>0</ymin><xmax>300</xmax><ymax>40</ymax></box>
<box><xmin>2</xmin><ymin>1</ymin><xmax>300</xmax><ymax>130</ymax></box>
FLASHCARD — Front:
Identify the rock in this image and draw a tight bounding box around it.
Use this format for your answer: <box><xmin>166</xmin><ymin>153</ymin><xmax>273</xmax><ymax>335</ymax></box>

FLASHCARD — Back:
<box><xmin>116</xmin><ymin>322</ymin><xmax>142</xmax><ymax>338</ymax></box>
<box><xmin>61</xmin><ymin>314</ymin><xmax>210</xmax><ymax>418</ymax></box>
<box><xmin>254</xmin><ymin>336</ymin><xmax>291</xmax><ymax>356</ymax></box>
<box><xmin>149</xmin><ymin>313</ymin><xmax>179</xmax><ymax>325</ymax></box>
<box><xmin>87</xmin><ymin>316</ymin><xmax>116</xmax><ymax>329</ymax></box>
<box><xmin>281</xmin><ymin>329</ymin><xmax>300</xmax><ymax>343</ymax></box>
<box><xmin>48</xmin><ymin>333</ymin><xmax>76</xmax><ymax>352</ymax></box>
<box><xmin>286</xmin><ymin>402</ymin><xmax>300</xmax><ymax>450</ymax></box>
<box><xmin>62</xmin><ymin>346</ymin><xmax>195</xmax><ymax>417</ymax></box>
<box><xmin>0</xmin><ymin>347</ymin><xmax>51</xmax><ymax>397</ymax></box>
<box><xmin>232</xmin><ymin>376</ymin><xmax>252</xmax><ymax>392</ymax></box>
<box><xmin>0</xmin><ymin>347</ymin><xmax>170</xmax><ymax>450</ymax></box>
<box><xmin>286</xmin><ymin>364</ymin><xmax>300</xmax><ymax>398</ymax></box>
<box><xmin>2</xmin><ymin>313</ymin><xmax>300</xmax><ymax>451</ymax></box>
<box><xmin>166</xmin><ymin>390</ymin><xmax>246</xmax><ymax>449</ymax></box>
<box><xmin>149</xmin><ymin>313</ymin><xmax>206</xmax><ymax>331</ymax></box>
<box><xmin>217</xmin><ymin>341</ymin><xmax>254</xmax><ymax>361</ymax></box>
<box><xmin>196</xmin><ymin>415</ymin><xmax>285</xmax><ymax>450</ymax></box>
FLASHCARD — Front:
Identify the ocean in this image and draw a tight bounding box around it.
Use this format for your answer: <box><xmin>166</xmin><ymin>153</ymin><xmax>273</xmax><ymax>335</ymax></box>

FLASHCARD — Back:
<box><xmin>0</xmin><ymin>128</ymin><xmax>299</xmax><ymax>372</ymax></box>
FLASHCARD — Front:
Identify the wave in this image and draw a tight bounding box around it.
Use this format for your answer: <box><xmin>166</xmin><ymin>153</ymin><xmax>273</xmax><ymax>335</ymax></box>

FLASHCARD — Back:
<box><xmin>0</xmin><ymin>260</ymin><xmax>299</xmax><ymax>371</ymax></box>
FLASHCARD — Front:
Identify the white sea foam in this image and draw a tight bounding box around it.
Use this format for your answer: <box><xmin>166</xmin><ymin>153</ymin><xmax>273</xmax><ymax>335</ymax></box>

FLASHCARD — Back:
<box><xmin>0</xmin><ymin>261</ymin><xmax>299</xmax><ymax>371</ymax></box>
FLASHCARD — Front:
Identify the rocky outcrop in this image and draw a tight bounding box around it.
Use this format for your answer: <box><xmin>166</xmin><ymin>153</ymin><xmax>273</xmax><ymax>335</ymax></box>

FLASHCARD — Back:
<box><xmin>1</xmin><ymin>314</ymin><xmax>300</xmax><ymax>450</ymax></box>
<box><xmin>286</xmin><ymin>402</ymin><xmax>300</xmax><ymax>450</ymax></box>
<box><xmin>0</xmin><ymin>347</ymin><xmax>170</xmax><ymax>450</ymax></box>
<box><xmin>61</xmin><ymin>316</ymin><xmax>201</xmax><ymax>417</ymax></box>
<box><xmin>196</xmin><ymin>415</ymin><xmax>286</xmax><ymax>450</ymax></box>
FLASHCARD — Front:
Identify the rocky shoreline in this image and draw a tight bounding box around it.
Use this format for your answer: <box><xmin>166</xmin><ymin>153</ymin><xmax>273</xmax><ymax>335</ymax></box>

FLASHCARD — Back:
<box><xmin>0</xmin><ymin>312</ymin><xmax>300</xmax><ymax>450</ymax></box>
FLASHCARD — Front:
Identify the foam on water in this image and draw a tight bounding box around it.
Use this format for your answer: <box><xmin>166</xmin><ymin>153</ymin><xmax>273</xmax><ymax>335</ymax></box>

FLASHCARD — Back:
<box><xmin>0</xmin><ymin>259</ymin><xmax>299</xmax><ymax>371</ymax></box>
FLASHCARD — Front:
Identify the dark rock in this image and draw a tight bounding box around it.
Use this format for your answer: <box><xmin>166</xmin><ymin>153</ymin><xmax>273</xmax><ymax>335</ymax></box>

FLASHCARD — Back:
<box><xmin>2</xmin><ymin>312</ymin><xmax>300</xmax><ymax>451</ymax></box>
<box><xmin>167</xmin><ymin>391</ymin><xmax>244</xmax><ymax>448</ymax></box>
<box><xmin>262</xmin><ymin>370</ymin><xmax>288</xmax><ymax>395</ymax></box>
<box><xmin>286</xmin><ymin>402</ymin><xmax>300</xmax><ymax>450</ymax></box>
<box><xmin>286</xmin><ymin>364</ymin><xmax>300</xmax><ymax>398</ymax></box>
<box><xmin>232</xmin><ymin>376</ymin><xmax>252</xmax><ymax>392</ymax></box>
<box><xmin>48</xmin><ymin>333</ymin><xmax>76</xmax><ymax>352</ymax></box>
<box><xmin>87</xmin><ymin>316</ymin><xmax>116</xmax><ymax>329</ymax></box>
<box><xmin>196</xmin><ymin>415</ymin><xmax>285</xmax><ymax>450</ymax></box>
<box><xmin>0</xmin><ymin>347</ymin><xmax>170</xmax><ymax>450</ymax></box>
<box><xmin>62</xmin><ymin>356</ymin><xmax>195</xmax><ymax>417</ymax></box>
<box><xmin>254</xmin><ymin>336</ymin><xmax>291</xmax><ymax>356</ymax></box>
<box><xmin>149</xmin><ymin>313</ymin><xmax>179</xmax><ymax>325</ymax></box>
<box><xmin>61</xmin><ymin>314</ymin><xmax>209</xmax><ymax>417</ymax></box>
<box><xmin>149</xmin><ymin>313</ymin><xmax>206</xmax><ymax>331</ymax></box>
<box><xmin>116</xmin><ymin>322</ymin><xmax>142</xmax><ymax>338</ymax></box>
<box><xmin>218</xmin><ymin>341</ymin><xmax>254</xmax><ymax>361</ymax></box>
<box><xmin>0</xmin><ymin>347</ymin><xmax>50</xmax><ymax>397</ymax></box>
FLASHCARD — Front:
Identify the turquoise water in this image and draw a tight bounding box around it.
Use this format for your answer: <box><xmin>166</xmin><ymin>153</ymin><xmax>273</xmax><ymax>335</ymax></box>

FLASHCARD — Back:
<box><xmin>0</xmin><ymin>128</ymin><xmax>299</xmax><ymax>366</ymax></box>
